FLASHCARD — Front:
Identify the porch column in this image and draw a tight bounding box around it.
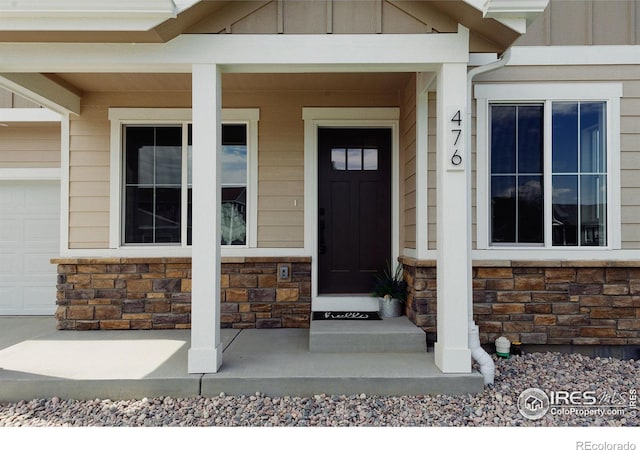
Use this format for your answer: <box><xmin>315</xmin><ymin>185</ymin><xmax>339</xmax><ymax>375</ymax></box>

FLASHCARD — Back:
<box><xmin>434</xmin><ymin>62</ymin><xmax>472</xmax><ymax>373</ymax></box>
<box><xmin>188</xmin><ymin>64</ymin><xmax>223</xmax><ymax>373</ymax></box>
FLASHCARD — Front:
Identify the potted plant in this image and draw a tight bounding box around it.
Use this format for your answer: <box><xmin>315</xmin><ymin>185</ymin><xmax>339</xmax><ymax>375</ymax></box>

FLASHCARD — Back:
<box><xmin>371</xmin><ymin>262</ymin><xmax>408</xmax><ymax>318</ymax></box>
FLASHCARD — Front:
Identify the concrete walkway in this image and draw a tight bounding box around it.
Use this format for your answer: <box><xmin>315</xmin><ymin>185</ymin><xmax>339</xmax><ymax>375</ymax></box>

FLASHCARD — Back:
<box><xmin>0</xmin><ymin>317</ymin><xmax>483</xmax><ymax>402</ymax></box>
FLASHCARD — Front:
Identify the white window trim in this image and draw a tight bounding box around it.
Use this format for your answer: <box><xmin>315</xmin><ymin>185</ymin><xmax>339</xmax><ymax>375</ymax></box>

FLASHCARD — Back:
<box><xmin>475</xmin><ymin>83</ymin><xmax>622</xmax><ymax>256</ymax></box>
<box><xmin>108</xmin><ymin>107</ymin><xmax>259</xmax><ymax>253</ymax></box>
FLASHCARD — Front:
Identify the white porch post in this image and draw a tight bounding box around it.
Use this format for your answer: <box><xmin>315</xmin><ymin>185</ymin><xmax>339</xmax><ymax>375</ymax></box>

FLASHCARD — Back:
<box><xmin>433</xmin><ymin>62</ymin><xmax>472</xmax><ymax>373</ymax></box>
<box><xmin>188</xmin><ymin>63</ymin><xmax>223</xmax><ymax>373</ymax></box>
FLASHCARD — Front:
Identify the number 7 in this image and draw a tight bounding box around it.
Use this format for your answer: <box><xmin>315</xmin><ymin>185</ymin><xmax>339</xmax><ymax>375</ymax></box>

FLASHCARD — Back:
<box><xmin>452</xmin><ymin>129</ymin><xmax>461</xmax><ymax>146</ymax></box>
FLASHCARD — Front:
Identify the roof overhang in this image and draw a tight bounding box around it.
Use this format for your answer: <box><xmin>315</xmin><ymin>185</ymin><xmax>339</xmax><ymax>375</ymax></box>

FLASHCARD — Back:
<box><xmin>0</xmin><ymin>0</ymin><xmax>185</xmax><ymax>31</ymax></box>
<box><xmin>470</xmin><ymin>0</ymin><xmax>549</xmax><ymax>34</ymax></box>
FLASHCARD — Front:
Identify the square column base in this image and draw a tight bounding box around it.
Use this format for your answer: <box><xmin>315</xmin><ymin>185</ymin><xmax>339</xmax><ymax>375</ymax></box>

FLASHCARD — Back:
<box><xmin>188</xmin><ymin>345</ymin><xmax>223</xmax><ymax>374</ymax></box>
<box><xmin>434</xmin><ymin>342</ymin><xmax>471</xmax><ymax>373</ymax></box>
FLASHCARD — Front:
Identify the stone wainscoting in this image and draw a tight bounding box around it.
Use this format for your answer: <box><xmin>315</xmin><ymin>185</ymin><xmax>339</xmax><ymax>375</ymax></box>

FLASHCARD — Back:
<box><xmin>53</xmin><ymin>257</ymin><xmax>311</xmax><ymax>331</ymax></box>
<box><xmin>401</xmin><ymin>257</ymin><xmax>640</xmax><ymax>346</ymax></box>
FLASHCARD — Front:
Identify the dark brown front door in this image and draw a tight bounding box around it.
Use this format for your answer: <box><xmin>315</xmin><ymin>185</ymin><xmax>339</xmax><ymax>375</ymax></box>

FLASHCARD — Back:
<box><xmin>318</xmin><ymin>127</ymin><xmax>392</xmax><ymax>294</ymax></box>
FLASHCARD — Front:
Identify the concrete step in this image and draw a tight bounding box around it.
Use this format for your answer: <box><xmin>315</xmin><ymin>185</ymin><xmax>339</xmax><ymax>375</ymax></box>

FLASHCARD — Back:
<box><xmin>309</xmin><ymin>315</ymin><xmax>427</xmax><ymax>353</ymax></box>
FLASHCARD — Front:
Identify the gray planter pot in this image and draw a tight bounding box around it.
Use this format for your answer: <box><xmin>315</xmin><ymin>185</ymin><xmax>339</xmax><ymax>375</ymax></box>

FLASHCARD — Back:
<box><xmin>378</xmin><ymin>296</ymin><xmax>403</xmax><ymax>318</ymax></box>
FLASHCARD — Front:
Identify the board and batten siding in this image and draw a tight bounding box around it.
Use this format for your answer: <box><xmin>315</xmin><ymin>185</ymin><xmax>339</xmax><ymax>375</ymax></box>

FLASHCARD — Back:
<box><xmin>188</xmin><ymin>0</ymin><xmax>436</xmax><ymax>36</ymax></box>
<box><xmin>67</xmin><ymin>75</ymin><xmax>405</xmax><ymax>249</ymax></box>
<box><xmin>475</xmin><ymin>65</ymin><xmax>640</xmax><ymax>249</ymax></box>
<box><xmin>0</xmin><ymin>88</ymin><xmax>41</xmax><ymax>109</ymax></box>
<box><xmin>516</xmin><ymin>0</ymin><xmax>640</xmax><ymax>46</ymax></box>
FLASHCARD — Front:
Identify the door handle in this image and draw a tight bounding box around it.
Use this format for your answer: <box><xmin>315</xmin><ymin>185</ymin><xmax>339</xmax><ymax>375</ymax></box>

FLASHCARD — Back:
<box><xmin>318</xmin><ymin>216</ymin><xmax>326</xmax><ymax>255</ymax></box>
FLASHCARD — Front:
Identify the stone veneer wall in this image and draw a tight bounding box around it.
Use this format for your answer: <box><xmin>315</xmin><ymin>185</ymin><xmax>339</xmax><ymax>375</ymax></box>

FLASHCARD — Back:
<box><xmin>53</xmin><ymin>257</ymin><xmax>311</xmax><ymax>330</ymax></box>
<box><xmin>401</xmin><ymin>257</ymin><xmax>640</xmax><ymax>346</ymax></box>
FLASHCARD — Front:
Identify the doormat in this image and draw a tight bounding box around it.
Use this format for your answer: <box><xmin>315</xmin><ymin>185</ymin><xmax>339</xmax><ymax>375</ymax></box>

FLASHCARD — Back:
<box><xmin>312</xmin><ymin>311</ymin><xmax>381</xmax><ymax>320</ymax></box>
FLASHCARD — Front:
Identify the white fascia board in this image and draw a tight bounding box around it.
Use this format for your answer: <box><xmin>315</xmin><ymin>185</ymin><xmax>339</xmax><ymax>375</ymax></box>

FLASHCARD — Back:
<box><xmin>0</xmin><ymin>73</ymin><xmax>81</xmax><ymax>115</ymax></box>
<box><xmin>0</xmin><ymin>107</ymin><xmax>60</xmax><ymax>122</ymax></box>
<box><xmin>0</xmin><ymin>29</ymin><xmax>470</xmax><ymax>73</ymax></box>
<box><xmin>0</xmin><ymin>0</ymin><xmax>177</xmax><ymax>31</ymax></box>
<box><xmin>508</xmin><ymin>45</ymin><xmax>640</xmax><ymax>66</ymax></box>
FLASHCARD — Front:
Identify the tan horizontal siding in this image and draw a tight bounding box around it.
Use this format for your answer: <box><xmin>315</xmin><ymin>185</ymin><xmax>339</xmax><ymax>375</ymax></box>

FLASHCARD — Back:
<box><xmin>0</xmin><ymin>124</ymin><xmax>60</xmax><ymax>168</ymax></box>
<box><xmin>401</xmin><ymin>74</ymin><xmax>416</xmax><ymax>250</ymax></box>
<box><xmin>68</xmin><ymin>74</ymin><xmax>405</xmax><ymax>249</ymax></box>
<box><xmin>68</xmin><ymin>104</ymin><xmax>111</xmax><ymax>249</ymax></box>
<box><xmin>428</xmin><ymin>94</ymin><xmax>437</xmax><ymax>250</ymax></box>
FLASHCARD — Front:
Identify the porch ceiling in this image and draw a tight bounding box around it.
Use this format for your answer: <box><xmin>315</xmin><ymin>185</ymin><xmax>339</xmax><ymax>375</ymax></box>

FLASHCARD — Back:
<box><xmin>50</xmin><ymin>72</ymin><xmax>414</xmax><ymax>95</ymax></box>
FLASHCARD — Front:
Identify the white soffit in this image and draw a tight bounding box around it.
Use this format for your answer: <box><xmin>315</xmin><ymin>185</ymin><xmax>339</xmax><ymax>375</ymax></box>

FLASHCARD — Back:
<box><xmin>0</xmin><ymin>0</ymin><xmax>180</xmax><ymax>31</ymax></box>
<box><xmin>469</xmin><ymin>0</ymin><xmax>549</xmax><ymax>34</ymax></box>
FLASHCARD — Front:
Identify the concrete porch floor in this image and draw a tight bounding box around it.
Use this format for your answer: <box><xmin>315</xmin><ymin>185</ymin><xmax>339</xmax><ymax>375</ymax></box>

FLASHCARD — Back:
<box><xmin>0</xmin><ymin>317</ymin><xmax>483</xmax><ymax>402</ymax></box>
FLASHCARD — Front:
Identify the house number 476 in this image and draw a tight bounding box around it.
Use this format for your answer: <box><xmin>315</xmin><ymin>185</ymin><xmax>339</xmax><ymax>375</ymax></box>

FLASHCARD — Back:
<box><xmin>448</xmin><ymin>108</ymin><xmax>464</xmax><ymax>171</ymax></box>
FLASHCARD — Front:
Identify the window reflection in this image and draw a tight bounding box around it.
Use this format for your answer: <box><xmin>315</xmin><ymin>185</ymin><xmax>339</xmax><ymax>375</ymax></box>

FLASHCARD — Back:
<box><xmin>551</xmin><ymin>102</ymin><xmax>607</xmax><ymax>247</ymax></box>
<box><xmin>490</xmin><ymin>104</ymin><xmax>544</xmax><ymax>244</ymax></box>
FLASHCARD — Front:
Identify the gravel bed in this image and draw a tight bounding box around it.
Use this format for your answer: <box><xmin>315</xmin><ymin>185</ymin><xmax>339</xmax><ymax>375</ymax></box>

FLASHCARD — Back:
<box><xmin>0</xmin><ymin>352</ymin><xmax>637</xmax><ymax>427</ymax></box>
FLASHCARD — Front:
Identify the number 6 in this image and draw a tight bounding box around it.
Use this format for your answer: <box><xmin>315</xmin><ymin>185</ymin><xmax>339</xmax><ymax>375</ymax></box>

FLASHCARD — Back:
<box><xmin>451</xmin><ymin>149</ymin><xmax>462</xmax><ymax>166</ymax></box>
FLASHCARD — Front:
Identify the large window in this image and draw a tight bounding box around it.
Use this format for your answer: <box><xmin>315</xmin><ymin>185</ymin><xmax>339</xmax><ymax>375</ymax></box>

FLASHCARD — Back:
<box><xmin>112</xmin><ymin>108</ymin><xmax>258</xmax><ymax>248</ymax></box>
<box><xmin>476</xmin><ymin>84</ymin><xmax>621</xmax><ymax>251</ymax></box>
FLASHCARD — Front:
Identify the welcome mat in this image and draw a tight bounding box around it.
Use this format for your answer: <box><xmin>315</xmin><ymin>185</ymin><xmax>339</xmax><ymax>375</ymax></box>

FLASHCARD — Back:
<box><xmin>312</xmin><ymin>311</ymin><xmax>381</xmax><ymax>320</ymax></box>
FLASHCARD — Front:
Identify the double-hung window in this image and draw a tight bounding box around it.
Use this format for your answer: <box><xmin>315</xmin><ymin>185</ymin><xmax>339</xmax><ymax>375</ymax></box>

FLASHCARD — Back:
<box><xmin>475</xmin><ymin>84</ymin><xmax>621</xmax><ymax>250</ymax></box>
<box><xmin>109</xmin><ymin>108</ymin><xmax>259</xmax><ymax>249</ymax></box>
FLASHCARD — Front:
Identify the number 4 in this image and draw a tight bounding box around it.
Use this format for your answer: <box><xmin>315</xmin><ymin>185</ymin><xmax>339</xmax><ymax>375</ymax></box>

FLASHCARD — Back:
<box><xmin>451</xmin><ymin>110</ymin><xmax>462</xmax><ymax>126</ymax></box>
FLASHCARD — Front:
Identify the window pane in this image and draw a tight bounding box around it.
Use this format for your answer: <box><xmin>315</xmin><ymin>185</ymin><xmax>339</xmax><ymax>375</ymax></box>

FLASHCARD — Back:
<box><xmin>154</xmin><ymin>127</ymin><xmax>182</xmax><ymax>185</ymax></box>
<box><xmin>552</xmin><ymin>175</ymin><xmax>578</xmax><ymax>246</ymax></box>
<box><xmin>518</xmin><ymin>105</ymin><xmax>544</xmax><ymax>174</ymax></box>
<box><xmin>491</xmin><ymin>176</ymin><xmax>516</xmax><ymax>243</ymax></box>
<box><xmin>187</xmin><ymin>125</ymin><xmax>193</xmax><ymax>185</ymax></box>
<box><xmin>363</xmin><ymin>148</ymin><xmax>378</xmax><ymax>170</ymax></box>
<box><xmin>222</xmin><ymin>124</ymin><xmax>247</xmax><ymax>186</ymax></box>
<box><xmin>125</xmin><ymin>127</ymin><xmax>155</xmax><ymax>185</ymax></box>
<box><xmin>187</xmin><ymin>188</ymin><xmax>192</xmax><ymax>246</ymax></box>
<box><xmin>124</xmin><ymin>125</ymin><xmax>182</xmax><ymax>245</ymax></box>
<box><xmin>221</xmin><ymin>187</ymin><xmax>247</xmax><ymax>245</ymax></box>
<box><xmin>552</xmin><ymin>102</ymin><xmax>579</xmax><ymax>173</ymax></box>
<box><xmin>518</xmin><ymin>176</ymin><xmax>544</xmax><ymax>243</ymax></box>
<box><xmin>331</xmin><ymin>148</ymin><xmax>346</xmax><ymax>171</ymax></box>
<box><xmin>154</xmin><ymin>187</ymin><xmax>181</xmax><ymax>243</ymax></box>
<box><xmin>490</xmin><ymin>105</ymin><xmax>516</xmax><ymax>174</ymax></box>
<box><xmin>222</xmin><ymin>124</ymin><xmax>247</xmax><ymax>146</ymax></box>
<box><xmin>125</xmin><ymin>187</ymin><xmax>153</xmax><ymax>243</ymax></box>
<box><xmin>222</xmin><ymin>144</ymin><xmax>247</xmax><ymax>186</ymax></box>
<box><xmin>580</xmin><ymin>102</ymin><xmax>606</xmax><ymax>173</ymax></box>
<box><xmin>580</xmin><ymin>175</ymin><xmax>607</xmax><ymax>246</ymax></box>
<box><xmin>347</xmin><ymin>148</ymin><xmax>362</xmax><ymax>171</ymax></box>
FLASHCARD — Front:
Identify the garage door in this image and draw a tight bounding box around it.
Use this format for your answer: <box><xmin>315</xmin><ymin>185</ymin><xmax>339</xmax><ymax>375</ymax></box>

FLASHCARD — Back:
<box><xmin>0</xmin><ymin>180</ymin><xmax>59</xmax><ymax>315</ymax></box>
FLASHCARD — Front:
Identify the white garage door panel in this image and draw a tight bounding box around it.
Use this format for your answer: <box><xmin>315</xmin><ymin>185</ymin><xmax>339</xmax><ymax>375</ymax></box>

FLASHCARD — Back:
<box><xmin>0</xmin><ymin>252</ymin><xmax>21</xmax><ymax>274</ymax></box>
<box><xmin>0</xmin><ymin>181</ymin><xmax>59</xmax><ymax>315</ymax></box>
<box><xmin>0</xmin><ymin>285</ymin><xmax>20</xmax><ymax>313</ymax></box>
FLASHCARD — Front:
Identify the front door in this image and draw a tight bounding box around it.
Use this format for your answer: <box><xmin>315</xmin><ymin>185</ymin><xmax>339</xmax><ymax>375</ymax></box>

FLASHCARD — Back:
<box><xmin>318</xmin><ymin>128</ymin><xmax>391</xmax><ymax>294</ymax></box>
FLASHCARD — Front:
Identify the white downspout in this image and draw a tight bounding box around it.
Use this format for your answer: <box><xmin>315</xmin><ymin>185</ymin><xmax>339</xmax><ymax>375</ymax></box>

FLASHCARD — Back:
<box><xmin>466</xmin><ymin>49</ymin><xmax>512</xmax><ymax>385</ymax></box>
